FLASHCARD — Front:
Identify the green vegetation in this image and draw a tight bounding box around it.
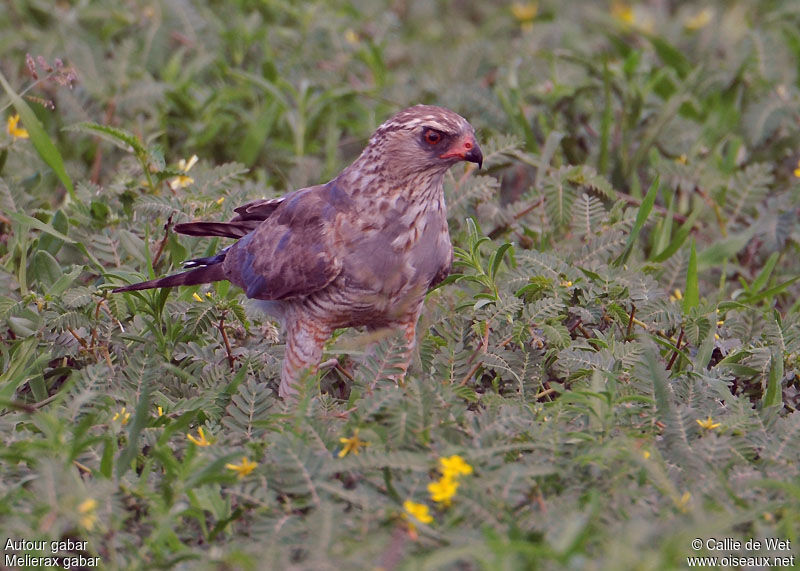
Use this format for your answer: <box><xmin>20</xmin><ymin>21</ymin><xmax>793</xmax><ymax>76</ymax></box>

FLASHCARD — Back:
<box><xmin>2</xmin><ymin>1</ymin><xmax>799</xmax><ymax>568</ymax></box>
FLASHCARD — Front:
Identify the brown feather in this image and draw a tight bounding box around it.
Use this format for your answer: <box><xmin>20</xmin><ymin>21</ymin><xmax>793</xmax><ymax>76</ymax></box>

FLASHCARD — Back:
<box><xmin>173</xmin><ymin>197</ymin><xmax>286</xmax><ymax>238</ymax></box>
<box><xmin>174</xmin><ymin>221</ymin><xmax>256</xmax><ymax>239</ymax></box>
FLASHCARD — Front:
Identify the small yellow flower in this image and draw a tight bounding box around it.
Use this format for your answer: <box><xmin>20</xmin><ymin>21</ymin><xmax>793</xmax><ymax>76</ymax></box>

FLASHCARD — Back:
<box><xmin>439</xmin><ymin>455</ymin><xmax>473</xmax><ymax>479</ymax></box>
<box><xmin>179</xmin><ymin>154</ymin><xmax>198</xmax><ymax>172</ymax></box>
<box><xmin>676</xmin><ymin>154</ymin><xmax>688</xmax><ymax>165</ymax></box>
<box><xmin>192</xmin><ymin>292</ymin><xmax>204</xmax><ymax>302</ymax></box>
<box><xmin>7</xmin><ymin>114</ymin><xmax>29</xmax><ymax>139</ymax></box>
<box><xmin>215</xmin><ymin>196</ymin><xmax>225</xmax><ymax>205</ymax></box>
<box><xmin>696</xmin><ymin>416</ymin><xmax>721</xmax><ymax>430</ymax></box>
<box><xmin>77</xmin><ymin>498</ymin><xmax>98</xmax><ymax>530</ymax></box>
<box><xmin>642</xmin><ymin>450</ymin><xmax>651</xmax><ymax>459</ymax></box>
<box><xmin>611</xmin><ymin>1</ymin><xmax>635</xmax><ymax>25</ymax></box>
<box><xmin>428</xmin><ymin>476</ymin><xmax>459</xmax><ymax>506</ymax></box>
<box><xmin>226</xmin><ymin>456</ymin><xmax>258</xmax><ymax>479</ymax></box>
<box><xmin>187</xmin><ymin>426</ymin><xmax>213</xmax><ymax>446</ymax></box>
<box><xmin>560</xmin><ymin>280</ymin><xmax>573</xmax><ymax>288</ymax></box>
<box><xmin>157</xmin><ymin>406</ymin><xmax>164</xmax><ymax>417</ymax></box>
<box><xmin>675</xmin><ymin>491</ymin><xmax>691</xmax><ymax>512</ymax></box>
<box><xmin>403</xmin><ymin>500</ymin><xmax>433</xmax><ymax>524</ymax></box>
<box><xmin>206</xmin><ymin>291</ymin><xmax>213</xmax><ymax>298</ymax></box>
<box><xmin>511</xmin><ymin>2</ymin><xmax>538</xmax><ymax>30</ymax></box>
<box><xmin>794</xmin><ymin>159</ymin><xmax>800</xmax><ymax>179</ymax></box>
<box><xmin>112</xmin><ymin>407</ymin><xmax>131</xmax><ymax>425</ymax></box>
<box><xmin>338</xmin><ymin>428</ymin><xmax>369</xmax><ymax>457</ymax></box>
<box><xmin>685</xmin><ymin>7</ymin><xmax>713</xmax><ymax>31</ymax></box>
<box><xmin>170</xmin><ymin>154</ymin><xmax>198</xmax><ymax>189</ymax></box>
<box><xmin>669</xmin><ymin>288</ymin><xmax>683</xmax><ymax>302</ymax></box>
<box><xmin>344</xmin><ymin>28</ymin><xmax>359</xmax><ymax>45</ymax></box>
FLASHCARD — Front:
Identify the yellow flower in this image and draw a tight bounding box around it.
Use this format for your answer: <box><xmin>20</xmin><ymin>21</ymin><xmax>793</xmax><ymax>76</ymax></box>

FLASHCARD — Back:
<box><xmin>338</xmin><ymin>428</ymin><xmax>369</xmax><ymax>457</ymax></box>
<box><xmin>439</xmin><ymin>455</ymin><xmax>473</xmax><ymax>479</ymax></box>
<box><xmin>157</xmin><ymin>406</ymin><xmax>164</xmax><ymax>417</ymax></box>
<box><xmin>192</xmin><ymin>292</ymin><xmax>204</xmax><ymax>302</ymax></box>
<box><xmin>427</xmin><ymin>476</ymin><xmax>459</xmax><ymax>506</ymax></box>
<box><xmin>77</xmin><ymin>498</ymin><xmax>98</xmax><ymax>530</ymax></box>
<box><xmin>215</xmin><ymin>196</ymin><xmax>225</xmax><ymax>205</ymax></box>
<box><xmin>187</xmin><ymin>426</ymin><xmax>212</xmax><ymax>446</ymax></box>
<box><xmin>112</xmin><ymin>407</ymin><xmax>131</xmax><ymax>425</ymax></box>
<box><xmin>669</xmin><ymin>288</ymin><xmax>683</xmax><ymax>302</ymax></box>
<box><xmin>675</xmin><ymin>491</ymin><xmax>691</xmax><ymax>512</ymax></box>
<box><xmin>344</xmin><ymin>28</ymin><xmax>359</xmax><ymax>45</ymax></box>
<box><xmin>642</xmin><ymin>450</ymin><xmax>651</xmax><ymax>459</ymax></box>
<box><xmin>611</xmin><ymin>1</ymin><xmax>635</xmax><ymax>25</ymax></box>
<box><xmin>7</xmin><ymin>114</ymin><xmax>29</xmax><ymax>139</ymax></box>
<box><xmin>560</xmin><ymin>280</ymin><xmax>573</xmax><ymax>288</ymax></box>
<box><xmin>226</xmin><ymin>456</ymin><xmax>258</xmax><ymax>479</ymax></box>
<box><xmin>696</xmin><ymin>416</ymin><xmax>721</xmax><ymax>430</ymax></box>
<box><xmin>511</xmin><ymin>2</ymin><xmax>537</xmax><ymax>30</ymax></box>
<box><xmin>685</xmin><ymin>7</ymin><xmax>713</xmax><ymax>31</ymax></box>
<box><xmin>794</xmin><ymin>159</ymin><xmax>800</xmax><ymax>178</ymax></box>
<box><xmin>170</xmin><ymin>154</ymin><xmax>198</xmax><ymax>189</ymax></box>
<box><xmin>403</xmin><ymin>500</ymin><xmax>433</xmax><ymax>524</ymax></box>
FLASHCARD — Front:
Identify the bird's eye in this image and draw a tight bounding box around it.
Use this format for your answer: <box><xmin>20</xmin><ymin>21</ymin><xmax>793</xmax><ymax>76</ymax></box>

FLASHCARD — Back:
<box><xmin>423</xmin><ymin>129</ymin><xmax>443</xmax><ymax>145</ymax></box>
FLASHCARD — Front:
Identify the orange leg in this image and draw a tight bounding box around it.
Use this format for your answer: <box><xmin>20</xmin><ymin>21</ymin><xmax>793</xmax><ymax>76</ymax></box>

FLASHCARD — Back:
<box><xmin>280</xmin><ymin>315</ymin><xmax>332</xmax><ymax>398</ymax></box>
<box><xmin>386</xmin><ymin>305</ymin><xmax>423</xmax><ymax>383</ymax></box>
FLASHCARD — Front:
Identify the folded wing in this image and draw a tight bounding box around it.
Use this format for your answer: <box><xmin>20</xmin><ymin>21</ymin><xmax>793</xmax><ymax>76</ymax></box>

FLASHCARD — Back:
<box><xmin>222</xmin><ymin>184</ymin><xmax>348</xmax><ymax>300</ymax></box>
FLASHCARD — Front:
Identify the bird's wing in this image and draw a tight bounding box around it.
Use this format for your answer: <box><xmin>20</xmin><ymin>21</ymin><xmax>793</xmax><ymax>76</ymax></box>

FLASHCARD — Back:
<box><xmin>222</xmin><ymin>182</ymin><xmax>351</xmax><ymax>300</ymax></box>
<box><xmin>174</xmin><ymin>197</ymin><xmax>286</xmax><ymax>239</ymax></box>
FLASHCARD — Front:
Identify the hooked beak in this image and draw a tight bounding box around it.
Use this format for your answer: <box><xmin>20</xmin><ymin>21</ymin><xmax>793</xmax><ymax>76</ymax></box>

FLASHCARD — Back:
<box><xmin>440</xmin><ymin>134</ymin><xmax>483</xmax><ymax>169</ymax></box>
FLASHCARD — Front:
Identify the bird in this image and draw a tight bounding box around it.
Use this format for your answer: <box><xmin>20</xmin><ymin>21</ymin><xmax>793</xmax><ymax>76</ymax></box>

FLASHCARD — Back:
<box><xmin>113</xmin><ymin>105</ymin><xmax>483</xmax><ymax>398</ymax></box>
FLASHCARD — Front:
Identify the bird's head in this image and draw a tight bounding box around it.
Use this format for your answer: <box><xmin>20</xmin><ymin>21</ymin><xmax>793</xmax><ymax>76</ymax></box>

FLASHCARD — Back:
<box><xmin>352</xmin><ymin>105</ymin><xmax>482</xmax><ymax>188</ymax></box>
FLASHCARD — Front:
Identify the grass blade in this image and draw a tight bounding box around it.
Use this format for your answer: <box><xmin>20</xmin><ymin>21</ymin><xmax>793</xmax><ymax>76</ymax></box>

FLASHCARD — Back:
<box><xmin>0</xmin><ymin>69</ymin><xmax>75</xmax><ymax>201</ymax></box>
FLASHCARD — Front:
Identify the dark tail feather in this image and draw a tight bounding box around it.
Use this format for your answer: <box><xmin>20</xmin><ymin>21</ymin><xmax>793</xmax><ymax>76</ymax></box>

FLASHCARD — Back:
<box><xmin>113</xmin><ymin>264</ymin><xmax>226</xmax><ymax>293</ymax></box>
<box><xmin>174</xmin><ymin>221</ymin><xmax>255</xmax><ymax>239</ymax></box>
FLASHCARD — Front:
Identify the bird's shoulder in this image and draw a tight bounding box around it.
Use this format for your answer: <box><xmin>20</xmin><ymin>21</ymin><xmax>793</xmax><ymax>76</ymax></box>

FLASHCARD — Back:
<box><xmin>232</xmin><ymin>180</ymin><xmax>354</xmax><ymax>226</ymax></box>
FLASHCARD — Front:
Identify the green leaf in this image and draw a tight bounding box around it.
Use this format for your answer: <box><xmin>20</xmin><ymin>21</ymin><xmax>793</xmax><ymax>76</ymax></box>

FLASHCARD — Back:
<box><xmin>117</xmin><ymin>377</ymin><xmax>152</xmax><ymax>479</ymax></box>
<box><xmin>65</xmin><ymin>121</ymin><xmax>146</xmax><ymax>155</ymax></box>
<box><xmin>31</xmin><ymin>250</ymin><xmax>62</xmax><ymax>290</ymax></box>
<box><xmin>490</xmin><ymin>242</ymin><xmax>514</xmax><ymax>279</ymax></box>
<box><xmin>614</xmin><ymin>176</ymin><xmax>659</xmax><ymax>266</ymax></box>
<box><xmin>650</xmin><ymin>208</ymin><xmax>700</xmax><ymax>263</ymax></box>
<box><xmin>0</xmin><ymin>338</ymin><xmax>50</xmax><ymax>408</ymax></box>
<box><xmin>100</xmin><ymin>437</ymin><xmax>114</xmax><ymax>479</ymax></box>
<box><xmin>738</xmin><ymin>275</ymin><xmax>800</xmax><ymax>305</ymax></box>
<box><xmin>683</xmin><ymin>239</ymin><xmax>699</xmax><ymax>313</ymax></box>
<box><xmin>697</xmin><ymin>227</ymin><xmax>756</xmax><ymax>268</ymax></box>
<box><xmin>8</xmin><ymin>211</ymin><xmax>75</xmax><ymax>244</ymax></box>
<box><xmin>38</xmin><ymin>209</ymin><xmax>69</xmax><ymax>255</ymax></box>
<box><xmin>0</xmin><ymin>69</ymin><xmax>75</xmax><ymax>201</ymax></box>
<box><xmin>762</xmin><ymin>346</ymin><xmax>783</xmax><ymax>409</ymax></box>
<box><xmin>8</xmin><ymin>211</ymin><xmax>105</xmax><ymax>273</ymax></box>
<box><xmin>748</xmin><ymin>252</ymin><xmax>780</xmax><ymax>295</ymax></box>
<box><xmin>648</xmin><ymin>35</ymin><xmax>691</xmax><ymax>78</ymax></box>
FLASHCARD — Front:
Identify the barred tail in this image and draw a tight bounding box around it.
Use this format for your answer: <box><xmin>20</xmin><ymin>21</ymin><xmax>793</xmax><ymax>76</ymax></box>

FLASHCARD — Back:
<box><xmin>112</xmin><ymin>264</ymin><xmax>226</xmax><ymax>293</ymax></box>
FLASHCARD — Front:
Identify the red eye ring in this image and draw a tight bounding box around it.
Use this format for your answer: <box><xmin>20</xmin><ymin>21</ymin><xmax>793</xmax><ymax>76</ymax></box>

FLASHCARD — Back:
<box><xmin>424</xmin><ymin>130</ymin><xmax>442</xmax><ymax>145</ymax></box>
